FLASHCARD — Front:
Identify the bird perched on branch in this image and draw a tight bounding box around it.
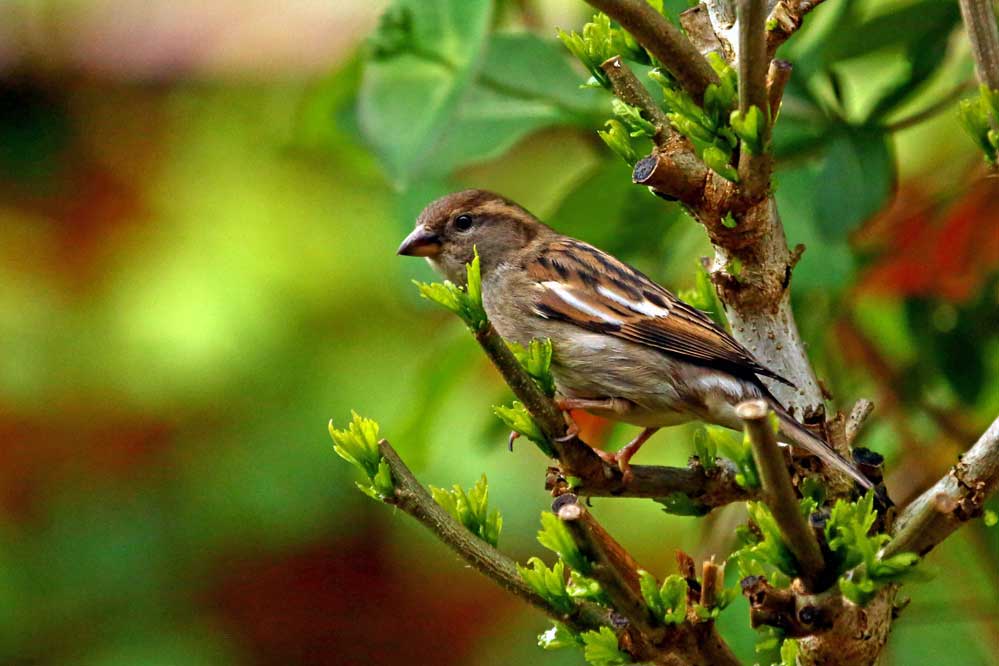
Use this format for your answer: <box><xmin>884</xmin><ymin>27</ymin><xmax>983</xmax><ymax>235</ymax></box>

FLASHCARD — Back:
<box><xmin>398</xmin><ymin>189</ymin><xmax>872</xmax><ymax>490</ymax></box>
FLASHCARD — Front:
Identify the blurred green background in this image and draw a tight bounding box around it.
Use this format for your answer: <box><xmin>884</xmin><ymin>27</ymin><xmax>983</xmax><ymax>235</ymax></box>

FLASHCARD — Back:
<box><xmin>0</xmin><ymin>0</ymin><xmax>996</xmax><ymax>664</ymax></box>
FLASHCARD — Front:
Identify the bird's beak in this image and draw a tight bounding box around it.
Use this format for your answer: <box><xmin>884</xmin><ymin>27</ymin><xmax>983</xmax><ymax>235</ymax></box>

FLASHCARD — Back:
<box><xmin>397</xmin><ymin>227</ymin><xmax>442</xmax><ymax>257</ymax></box>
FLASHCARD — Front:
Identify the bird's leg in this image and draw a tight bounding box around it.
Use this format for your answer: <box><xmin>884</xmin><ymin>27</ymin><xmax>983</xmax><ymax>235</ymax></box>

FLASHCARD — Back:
<box><xmin>555</xmin><ymin>397</ymin><xmax>635</xmax><ymax>415</ymax></box>
<box><xmin>508</xmin><ymin>430</ymin><xmax>520</xmax><ymax>451</ymax></box>
<box><xmin>604</xmin><ymin>427</ymin><xmax>660</xmax><ymax>483</ymax></box>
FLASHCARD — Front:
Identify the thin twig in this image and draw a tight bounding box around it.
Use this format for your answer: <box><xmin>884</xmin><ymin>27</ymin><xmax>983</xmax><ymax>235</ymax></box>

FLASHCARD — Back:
<box><xmin>845</xmin><ymin>399</ymin><xmax>875</xmax><ymax>445</ymax></box>
<box><xmin>584</xmin><ymin>0</ymin><xmax>720</xmax><ymax>104</ymax></box>
<box><xmin>601</xmin><ymin>56</ymin><xmax>672</xmax><ymax>144</ymax></box>
<box><xmin>737</xmin><ymin>400</ymin><xmax>826</xmax><ymax>590</ymax></box>
<box><xmin>766</xmin><ymin>0</ymin><xmax>828</xmax><ymax>58</ymax></box>
<box><xmin>737</xmin><ymin>0</ymin><xmax>772</xmax><ymax>200</ymax></box>
<box><xmin>884</xmin><ymin>414</ymin><xmax>999</xmax><ymax>558</ymax></box>
<box><xmin>556</xmin><ymin>496</ymin><xmax>664</xmax><ymax>647</ymax></box>
<box><xmin>766</xmin><ymin>59</ymin><xmax>793</xmax><ymax>123</ymax></box>
<box><xmin>377</xmin><ymin>439</ymin><xmax>611</xmax><ymax>633</ymax></box>
<box><xmin>959</xmin><ymin>0</ymin><xmax>999</xmax><ymax>91</ymax></box>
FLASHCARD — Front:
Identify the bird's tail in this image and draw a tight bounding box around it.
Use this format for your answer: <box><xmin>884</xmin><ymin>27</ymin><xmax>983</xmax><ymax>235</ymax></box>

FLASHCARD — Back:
<box><xmin>768</xmin><ymin>402</ymin><xmax>874</xmax><ymax>491</ymax></box>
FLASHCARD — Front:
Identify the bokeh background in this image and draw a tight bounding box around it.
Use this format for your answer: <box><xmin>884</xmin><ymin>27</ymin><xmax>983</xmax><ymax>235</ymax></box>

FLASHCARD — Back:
<box><xmin>0</xmin><ymin>0</ymin><xmax>997</xmax><ymax>664</ymax></box>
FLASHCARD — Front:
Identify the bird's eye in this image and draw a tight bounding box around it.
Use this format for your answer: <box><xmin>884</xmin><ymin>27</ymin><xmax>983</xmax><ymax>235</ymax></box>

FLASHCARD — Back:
<box><xmin>454</xmin><ymin>214</ymin><xmax>474</xmax><ymax>231</ymax></box>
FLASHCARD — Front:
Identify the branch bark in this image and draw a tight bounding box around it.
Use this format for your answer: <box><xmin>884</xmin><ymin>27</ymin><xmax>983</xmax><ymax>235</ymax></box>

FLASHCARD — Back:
<box><xmin>601</xmin><ymin>56</ymin><xmax>672</xmax><ymax>144</ymax></box>
<box><xmin>556</xmin><ymin>495</ymin><xmax>741</xmax><ymax>666</ymax></box>
<box><xmin>737</xmin><ymin>400</ymin><xmax>826</xmax><ymax>590</ymax></box>
<box><xmin>883</xmin><ymin>414</ymin><xmax>999</xmax><ymax>558</ymax></box>
<box><xmin>736</xmin><ymin>0</ymin><xmax>772</xmax><ymax>200</ymax></box>
<box><xmin>766</xmin><ymin>0</ymin><xmax>828</xmax><ymax>58</ymax></box>
<box><xmin>584</xmin><ymin>0</ymin><xmax>720</xmax><ymax>104</ymax></box>
<box><xmin>959</xmin><ymin>0</ymin><xmax>999</xmax><ymax>91</ymax></box>
<box><xmin>546</xmin><ymin>457</ymin><xmax>755</xmax><ymax>507</ymax></box>
<box><xmin>377</xmin><ymin>439</ymin><xmax>611</xmax><ymax>633</ymax></box>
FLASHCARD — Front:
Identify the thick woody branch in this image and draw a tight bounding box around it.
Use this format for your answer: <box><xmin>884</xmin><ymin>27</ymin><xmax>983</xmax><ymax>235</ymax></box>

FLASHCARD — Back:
<box><xmin>556</xmin><ymin>496</ymin><xmax>664</xmax><ymax>645</ymax></box>
<box><xmin>632</xmin><ymin>140</ymin><xmax>712</xmax><ymax>205</ymax></box>
<box><xmin>601</xmin><ymin>56</ymin><xmax>671</xmax><ymax>144</ymax></box>
<box><xmin>376</xmin><ymin>439</ymin><xmax>611</xmax><ymax>633</ymax></box>
<box><xmin>679</xmin><ymin>4</ymin><xmax>724</xmax><ymax>57</ymax></box>
<box><xmin>766</xmin><ymin>0</ymin><xmax>828</xmax><ymax>58</ymax></box>
<box><xmin>547</xmin><ymin>456</ymin><xmax>756</xmax><ymax>507</ymax></box>
<box><xmin>584</xmin><ymin>0</ymin><xmax>720</xmax><ymax>104</ymax></box>
<box><xmin>556</xmin><ymin>496</ymin><xmax>741</xmax><ymax>666</ymax></box>
<box><xmin>741</xmin><ymin>576</ymin><xmax>843</xmax><ymax>637</ymax></box>
<box><xmin>737</xmin><ymin>400</ymin><xmax>826</xmax><ymax>590</ymax></box>
<box><xmin>959</xmin><ymin>0</ymin><xmax>999</xmax><ymax>91</ymax></box>
<box><xmin>737</xmin><ymin>0</ymin><xmax>772</xmax><ymax>201</ymax></box>
<box><xmin>883</xmin><ymin>414</ymin><xmax>999</xmax><ymax>558</ymax></box>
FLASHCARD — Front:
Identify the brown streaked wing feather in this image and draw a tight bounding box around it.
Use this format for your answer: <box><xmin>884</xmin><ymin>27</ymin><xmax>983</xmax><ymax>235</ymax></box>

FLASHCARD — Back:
<box><xmin>529</xmin><ymin>238</ymin><xmax>793</xmax><ymax>385</ymax></box>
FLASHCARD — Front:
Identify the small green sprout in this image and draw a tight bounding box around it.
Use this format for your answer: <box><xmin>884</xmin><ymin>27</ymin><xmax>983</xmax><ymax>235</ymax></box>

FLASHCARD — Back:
<box><xmin>638</xmin><ymin>571</ymin><xmax>688</xmax><ymax>625</ymax></box>
<box><xmin>567</xmin><ymin>570</ymin><xmax>609</xmax><ymax>605</ymax></box>
<box><xmin>557</xmin><ymin>13</ymin><xmax>645</xmax><ymax>89</ymax></box>
<box><xmin>958</xmin><ymin>84</ymin><xmax>999</xmax><ymax>165</ymax></box>
<box><xmin>730</xmin><ymin>105</ymin><xmax>768</xmax><ymax>155</ymax></box>
<box><xmin>538</xmin><ymin>511</ymin><xmax>591</xmax><ymax>574</ymax></box>
<box><xmin>329</xmin><ymin>412</ymin><xmax>395</xmax><ymax>501</ymax></box>
<box><xmin>825</xmin><ymin>491</ymin><xmax>922</xmax><ymax>604</ymax></box>
<box><xmin>518</xmin><ymin>557</ymin><xmax>575</xmax><ymax>614</ymax></box>
<box><xmin>655</xmin><ymin>492</ymin><xmax>710</xmax><ymax>516</ymax></box>
<box><xmin>538</xmin><ymin>623</ymin><xmax>582</xmax><ymax>650</ymax></box>
<box><xmin>611</xmin><ymin>99</ymin><xmax>657</xmax><ymax>138</ymax></box>
<box><xmin>581</xmin><ymin>626</ymin><xmax>631</xmax><ymax>666</ymax></box>
<box><xmin>430</xmin><ymin>474</ymin><xmax>503</xmax><ymax>547</ymax></box>
<box><xmin>507</xmin><ymin>337</ymin><xmax>557</xmax><ymax>397</ymax></box>
<box><xmin>729</xmin><ymin>501</ymin><xmax>798</xmax><ymax>579</ymax></box>
<box><xmin>414</xmin><ymin>248</ymin><xmax>488</xmax><ymax>331</ymax></box>
<box><xmin>780</xmin><ymin>637</ymin><xmax>799</xmax><ymax>666</ymax></box>
<box><xmin>493</xmin><ymin>401</ymin><xmax>554</xmax><ymax>456</ymax></box>
<box><xmin>699</xmin><ymin>425</ymin><xmax>759</xmax><ymax>489</ymax></box>
<box><xmin>598</xmin><ymin>119</ymin><xmax>639</xmax><ymax>165</ymax></box>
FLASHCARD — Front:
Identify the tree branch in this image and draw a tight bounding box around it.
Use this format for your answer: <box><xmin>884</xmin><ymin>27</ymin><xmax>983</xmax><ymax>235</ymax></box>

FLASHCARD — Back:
<box><xmin>546</xmin><ymin>456</ymin><xmax>756</xmax><ymax>507</ymax></box>
<box><xmin>556</xmin><ymin>495</ymin><xmax>741</xmax><ymax>666</ymax></box>
<box><xmin>737</xmin><ymin>0</ymin><xmax>772</xmax><ymax>200</ymax></box>
<box><xmin>556</xmin><ymin>496</ymin><xmax>664</xmax><ymax>646</ymax></box>
<box><xmin>959</xmin><ymin>0</ymin><xmax>999</xmax><ymax>91</ymax></box>
<box><xmin>601</xmin><ymin>55</ymin><xmax>672</xmax><ymax>144</ymax></box>
<box><xmin>741</xmin><ymin>576</ymin><xmax>843</xmax><ymax>637</ymax></box>
<box><xmin>376</xmin><ymin>438</ymin><xmax>612</xmax><ymax>633</ymax></box>
<box><xmin>737</xmin><ymin>400</ymin><xmax>826</xmax><ymax>590</ymax></box>
<box><xmin>766</xmin><ymin>0</ymin><xmax>828</xmax><ymax>58</ymax></box>
<box><xmin>845</xmin><ymin>398</ymin><xmax>874</xmax><ymax>445</ymax></box>
<box><xmin>883</xmin><ymin>414</ymin><xmax>999</xmax><ymax>558</ymax></box>
<box><xmin>584</xmin><ymin>0</ymin><xmax>720</xmax><ymax>104</ymax></box>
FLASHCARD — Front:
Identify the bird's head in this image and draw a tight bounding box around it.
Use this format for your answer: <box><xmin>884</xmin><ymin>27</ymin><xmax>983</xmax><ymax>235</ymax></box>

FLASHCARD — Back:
<box><xmin>397</xmin><ymin>189</ymin><xmax>542</xmax><ymax>284</ymax></box>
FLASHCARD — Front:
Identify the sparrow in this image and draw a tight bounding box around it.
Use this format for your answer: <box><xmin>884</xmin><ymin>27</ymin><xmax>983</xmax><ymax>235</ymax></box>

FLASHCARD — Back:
<box><xmin>398</xmin><ymin>189</ymin><xmax>873</xmax><ymax>490</ymax></box>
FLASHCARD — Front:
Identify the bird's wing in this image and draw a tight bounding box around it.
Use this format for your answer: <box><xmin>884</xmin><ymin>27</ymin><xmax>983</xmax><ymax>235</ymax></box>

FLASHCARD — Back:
<box><xmin>527</xmin><ymin>237</ymin><xmax>792</xmax><ymax>385</ymax></box>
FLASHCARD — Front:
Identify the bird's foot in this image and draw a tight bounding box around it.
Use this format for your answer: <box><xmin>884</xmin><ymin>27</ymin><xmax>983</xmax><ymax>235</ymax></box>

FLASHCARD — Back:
<box><xmin>508</xmin><ymin>430</ymin><xmax>520</xmax><ymax>451</ymax></box>
<box><xmin>554</xmin><ymin>418</ymin><xmax>579</xmax><ymax>443</ymax></box>
<box><xmin>596</xmin><ymin>427</ymin><xmax>661</xmax><ymax>485</ymax></box>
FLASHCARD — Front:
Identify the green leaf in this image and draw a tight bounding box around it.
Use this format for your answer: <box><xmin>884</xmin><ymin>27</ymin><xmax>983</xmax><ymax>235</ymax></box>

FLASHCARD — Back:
<box><xmin>814</xmin><ymin>126</ymin><xmax>894</xmax><ymax>240</ymax></box>
<box><xmin>702</xmin><ymin>145</ymin><xmax>738</xmax><ymax>182</ymax></box>
<box><xmin>329</xmin><ymin>412</ymin><xmax>395</xmax><ymax>500</ymax></box>
<box><xmin>538</xmin><ymin>623</ymin><xmax>582</xmax><ymax>650</ymax></box>
<box><xmin>659</xmin><ymin>574</ymin><xmax>688</xmax><ymax>625</ymax></box>
<box><xmin>430</xmin><ymin>474</ymin><xmax>503</xmax><ymax>547</ymax></box>
<box><xmin>581</xmin><ymin>626</ymin><xmax>630</xmax><ymax>666</ymax></box>
<box><xmin>358</xmin><ymin>0</ymin><xmax>493</xmax><ymax>183</ymax></box>
<box><xmin>413</xmin><ymin>248</ymin><xmax>488</xmax><ymax>330</ymax></box>
<box><xmin>780</xmin><ymin>638</ymin><xmax>799</xmax><ymax>666</ymax></box>
<box><xmin>481</xmin><ymin>33</ymin><xmax>608</xmax><ymax>117</ymax></box>
<box><xmin>611</xmin><ymin>98</ymin><xmax>657</xmax><ymax>138</ymax></box>
<box><xmin>598</xmin><ymin>120</ymin><xmax>639</xmax><ymax>166</ymax></box>
<box><xmin>518</xmin><ymin>557</ymin><xmax>575</xmax><ymax>614</ymax></box>
<box><xmin>702</xmin><ymin>425</ymin><xmax>758</xmax><ymax>489</ymax></box>
<box><xmin>730</xmin><ymin>105</ymin><xmax>767</xmax><ymax>154</ymax></box>
<box><xmin>655</xmin><ymin>492</ymin><xmax>710</xmax><ymax>516</ymax></box>
<box><xmin>507</xmin><ymin>338</ymin><xmax>557</xmax><ymax>396</ymax></box>
<box><xmin>638</xmin><ymin>570</ymin><xmax>665</xmax><ymax>618</ymax></box>
<box><xmin>492</xmin><ymin>401</ymin><xmax>553</xmax><ymax>456</ymax></box>
<box><xmin>537</xmin><ymin>511</ymin><xmax>590</xmax><ymax>574</ymax></box>
<box><xmin>557</xmin><ymin>13</ymin><xmax>645</xmax><ymax>90</ymax></box>
<box><xmin>567</xmin><ymin>570</ymin><xmax>609</xmax><ymax>604</ymax></box>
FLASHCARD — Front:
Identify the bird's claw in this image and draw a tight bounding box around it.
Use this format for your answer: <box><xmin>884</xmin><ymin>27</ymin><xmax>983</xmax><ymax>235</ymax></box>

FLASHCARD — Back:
<box><xmin>508</xmin><ymin>430</ymin><xmax>520</xmax><ymax>452</ymax></box>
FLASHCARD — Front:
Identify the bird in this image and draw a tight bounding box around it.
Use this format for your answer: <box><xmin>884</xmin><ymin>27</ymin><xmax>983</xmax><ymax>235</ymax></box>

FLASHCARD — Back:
<box><xmin>397</xmin><ymin>189</ymin><xmax>873</xmax><ymax>491</ymax></box>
